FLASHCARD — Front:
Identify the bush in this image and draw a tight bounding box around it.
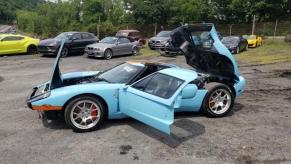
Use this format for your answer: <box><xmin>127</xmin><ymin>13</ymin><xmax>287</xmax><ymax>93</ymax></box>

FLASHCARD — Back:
<box><xmin>284</xmin><ymin>34</ymin><xmax>291</xmax><ymax>42</ymax></box>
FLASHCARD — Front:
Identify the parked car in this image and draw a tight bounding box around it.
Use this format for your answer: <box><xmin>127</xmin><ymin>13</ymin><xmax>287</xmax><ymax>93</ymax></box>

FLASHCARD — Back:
<box><xmin>0</xmin><ymin>34</ymin><xmax>39</xmax><ymax>55</ymax></box>
<box><xmin>38</xmin><ymin>32</ymin><xmax>98</xmax><ymax>57</ymax></box>
<box><xmin>116</xmin><ymin>29</ymin><xmax>146</xmax><ymax>45</ymax></box>
<box><xmin>27</xmin><ymin>23</ymin><xmax>245</xmax><ymax>134</ymax></box>
<box><xmin>221</xmin><ymin>36</ymin><xmax>248</xmax><ymax>54</ymax></box>
<box><xmin>243</xmin><ymin>35</ymin><xmax>262</xmax><ymax>47</ymax></box>
<box><xmin>148</xmin><ymin>31</ymin><xmax>171</xmax><ymax>50</ymax></box>
<box><xmin>159</xmin><ymin>40</ymin><xmax>182</xmax><ymax>57</ymax></box>
<box><xmin>85</xmin><ymin>36</ymin><xmax>140</xmax><ymax>59</ymax></box>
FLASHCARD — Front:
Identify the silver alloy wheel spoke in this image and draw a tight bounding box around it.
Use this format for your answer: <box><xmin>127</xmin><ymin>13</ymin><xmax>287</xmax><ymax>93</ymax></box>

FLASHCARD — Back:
<box><xmin>209</xmin><ymin>89</ymin><xmax>231</xmax><ymax>115</ymax></box>
<box><xmin>70</xmin><ymin>100</ymin><xmax>101</xmax><ymax>130</ymax></box>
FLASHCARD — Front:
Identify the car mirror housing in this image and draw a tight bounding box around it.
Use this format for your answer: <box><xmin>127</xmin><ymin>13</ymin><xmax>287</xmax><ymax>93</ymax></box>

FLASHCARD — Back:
<box><xmin>181</xmin><ymin>84</ymin><xmax>197</xmax><ymax>99</ymax></box>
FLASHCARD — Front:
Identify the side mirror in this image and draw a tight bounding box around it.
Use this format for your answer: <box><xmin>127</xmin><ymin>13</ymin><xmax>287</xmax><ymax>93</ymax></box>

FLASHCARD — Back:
<box><xmin>181</xmin><ymin>84</ymin><xmax>197</xmax><ymax>99</ymax></box>
<box><xmin>116</xmin><ymin>41</ymin><xmax>120</xmax><ymax>45</ymax></box>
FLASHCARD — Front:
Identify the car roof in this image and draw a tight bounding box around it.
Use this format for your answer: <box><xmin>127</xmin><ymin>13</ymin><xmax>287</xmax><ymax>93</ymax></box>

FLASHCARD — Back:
<box><xmin>0</xmin><ymin>34</ymin><xmax>26</xmax><ymax>37</ymax></box>
<box><xmin>159</xmin><ymin>67</ymin><xmax>197</xmax><ymax>81</ymax></box>
<box><xmin>117</xmin><ymin>30</ymin><xmax>140</xmax><ymax>33</ymax></box>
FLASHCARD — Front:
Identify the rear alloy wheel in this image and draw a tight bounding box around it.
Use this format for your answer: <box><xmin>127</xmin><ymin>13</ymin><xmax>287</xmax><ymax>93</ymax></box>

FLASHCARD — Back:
<box><xmin>235</xmin><ymin>47</ymin><xmax>240</xmax><ymax>54</ymax></box>
<box><xmin>132</xmin><ymin>47</ymin><xmax>138</xmax><ymax>56</ymax></box>
<box><xmin>104</xmin><ymin>49</ymin><xmax>113</xmax><ymax>59</ymax></box>
<box><xmin>202</xmin><ymin>83</ymin><xmax>234</xmax><ymax>117</ymax></box>
<box><xmin>64</xmin><ymin>96</ymin><xmax>106</xmax><ymax>132</ymax></box>
<box><xmin>61</xmin><ymin>47</ymin><xmax>69</xmax><ymax>57</ymax></box>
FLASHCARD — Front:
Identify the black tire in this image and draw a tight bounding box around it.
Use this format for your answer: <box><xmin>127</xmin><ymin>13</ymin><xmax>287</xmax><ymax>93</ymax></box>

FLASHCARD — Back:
<box><xmin>132</xmin><ymin>47</ymin><xmax>138</xmax><ymax>56</ymax></box>
<box><xmin>104</xmin><ymin>49</ymin><xmax>113</xmax><ymax>60</ymax></box>
<box><xmin>27</xmin><ymin>45</ymin><xmax>37</xmax><ymax>54</ymax></box>
<box><xmin>64</xmin><ymin>96</ymin><xmax>106</xmax><ymax>132</ymax></box>
<box><xmin>61</xmin><ymin>47</ymin><xmax>69</xmax><ymax>57</ymax></box>
<box><xmin>235</xmin><ymin>46</ymin><xmax>240</xmax><ymax>54</ymax></box>
<box><xmin>202</xmin><ymin>82</ymin><xmax>234</xmax><ymax>118</ymax></box>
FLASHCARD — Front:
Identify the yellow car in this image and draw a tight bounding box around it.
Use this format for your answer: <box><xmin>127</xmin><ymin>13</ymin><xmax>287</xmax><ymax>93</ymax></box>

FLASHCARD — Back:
<box><xmin>0</xmin><ymin>34</ymin><xmax>40</xmax><ymax>55</ymax></box>
<box><xmin>243</xmin><ymin>35</ymin><xmax>263</xmax><ymax>48</ymax></box>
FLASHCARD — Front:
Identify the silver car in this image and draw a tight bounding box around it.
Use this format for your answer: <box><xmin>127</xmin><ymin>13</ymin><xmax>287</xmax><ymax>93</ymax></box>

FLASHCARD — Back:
<box><xmin>148</xmin><ymin>31</ymin><xmax>171</xmax><ymax>50</ymax></box>
<box><xmin>85</xmin><ymin>36</ymin><xmax>140</xmax><ymax>59</ymax></box>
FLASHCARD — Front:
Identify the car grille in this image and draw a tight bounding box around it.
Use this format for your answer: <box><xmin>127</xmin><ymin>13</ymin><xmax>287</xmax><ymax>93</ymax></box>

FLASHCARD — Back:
<box><xmin>151</xmin><ymin>40</ymin><xmax>161</xmax><ymax>44</ymax></box>
<box><xmin>87</xmin><ymin>47</ymin><xmax>94</xmax><ymax>50</ymax></box>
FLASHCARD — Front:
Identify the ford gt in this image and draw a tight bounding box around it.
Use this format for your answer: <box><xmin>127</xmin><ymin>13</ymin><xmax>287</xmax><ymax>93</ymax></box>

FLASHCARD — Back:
<box><xmin>27</xmin><ymin>23</ymin><xmax>245</xmax><ymax>134</ymax></box>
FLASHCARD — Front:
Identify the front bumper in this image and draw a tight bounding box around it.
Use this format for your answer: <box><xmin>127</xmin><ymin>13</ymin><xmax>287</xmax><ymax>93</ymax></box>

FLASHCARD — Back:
<box><xmin>148</xmin><ymin>42</ymin><xmax>167</xmax><ymax>49</ymax></box>
<box><xmin>26</xmin><ymin>84</ymin><xmax>61</xmax><ymax>111</ymax></box>
<box><xmin>85</xmin><ymin>49</ymin><xmax>105</xmax><ymax>58</ymax></box>
<box><xmin>38</xmin><ymin>46</ymin><xmax>58</xmax><ymax>55</ymax></box>
<box><xmin>248</xmin><ymin>43</ymin><xmax>256</xmax><ymax>47</ymax></box>
<box><xmin>227</xmin><ymin>47</ymin><xmax>236</xmax><ymax>54</ymax></box>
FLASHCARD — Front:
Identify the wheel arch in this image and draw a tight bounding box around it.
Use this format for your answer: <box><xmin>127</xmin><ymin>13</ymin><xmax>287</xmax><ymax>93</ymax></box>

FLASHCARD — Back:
<box><xmin>62</xmin><ymin>93</ymin><xmax>109</xmax><ymax>119</ymax></box>
<box><xmin>26</xmin><ymin>44</ymin><xmax>37</xmax><ymax>52</ymax></box>
<box><xmin>204</xmin><ymin>82</ymin><xmax>236</xmax><ymax>98</ymax></box>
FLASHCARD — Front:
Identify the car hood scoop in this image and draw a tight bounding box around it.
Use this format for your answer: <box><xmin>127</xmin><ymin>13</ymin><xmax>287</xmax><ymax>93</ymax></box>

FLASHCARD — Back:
<box><xmin>170</xmin><ymin>23</ymin><xmax>240</xmax><ymax>79</ymax></box>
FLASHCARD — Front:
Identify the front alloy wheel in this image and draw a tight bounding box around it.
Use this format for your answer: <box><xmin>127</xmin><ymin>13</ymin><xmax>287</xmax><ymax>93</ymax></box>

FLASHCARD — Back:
<box><xmin>61</xmin><ymin>47</ymin><xmax>69</xmax><ymax>57</ymax></box>
<box><xmin>104</xmin><ymin>49</ymin><xmax>113</xmax><ymax>59</ymax></box>
<box><xmin>64</xmin><ymin>96</ymin><xmax>106</xmax><ymax>132</ymax></box>
<box><xmin>132</xmin><ymin>47</ymin><xmax>138</xmax><ymax>56</ymax></box>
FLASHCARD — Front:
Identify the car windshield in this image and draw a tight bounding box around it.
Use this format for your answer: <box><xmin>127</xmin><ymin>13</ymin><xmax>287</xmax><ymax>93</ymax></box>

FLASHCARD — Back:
<box><xmin>116</xmin><ymin>31</ymin><xmax>128</xmax><ymax>37</ymax></box>
<box><xmin>100</xmin><ymin>37</ymin><xmax>118</xmax><ymax>44</ymax></box>
<box><xmin>98</xmin><ymin>63</ymin><xmax>143</xmax><ymax>83</ymax></box>
<box><xmin>222</xmin><ymin>37</ymin><xmax>239</xmax><ymax>43</ymax></box>
<box><xmin>156</xmin><ymin>31</ymin><xmax>171</xmax><ymax>37</ymax></box>
<box><xmin>54</xmin><ymin>33</ymin><xmax>73</xmax><ymax>40</ymax></box>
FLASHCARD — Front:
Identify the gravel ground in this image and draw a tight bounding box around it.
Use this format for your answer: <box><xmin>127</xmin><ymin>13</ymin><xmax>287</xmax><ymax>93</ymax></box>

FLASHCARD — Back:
<box><xmin>0</xmin><ymin>53</ymin><xmax>291</xmax><ymax>164</ymax></box>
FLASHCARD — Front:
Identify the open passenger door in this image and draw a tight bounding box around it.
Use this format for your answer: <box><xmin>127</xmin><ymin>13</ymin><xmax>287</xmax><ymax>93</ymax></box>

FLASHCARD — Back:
<box><xmin>119</xmin><ymin>68</ymin><xmax>197</xmax><ymax>134</ymax></box>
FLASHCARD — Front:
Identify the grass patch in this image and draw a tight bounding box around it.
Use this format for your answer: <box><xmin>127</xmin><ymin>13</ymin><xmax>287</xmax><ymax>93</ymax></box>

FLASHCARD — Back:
<box><xmin>236</xmin><ymin>39</ymin><xmax>291</xmax><ymax>65</ymax></box>
<box><xmin>135</xmin><ymin>44</ymin><xmax>160</xmax><ymax>59</ymax></box>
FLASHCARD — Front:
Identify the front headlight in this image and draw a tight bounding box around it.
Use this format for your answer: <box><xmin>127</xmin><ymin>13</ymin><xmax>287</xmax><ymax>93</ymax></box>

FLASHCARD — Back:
<box><xmin>48</xmin><ymin>41</ymin><xmax>58</xmax><ymax>46</ymax></box>
<box><xmin>29</xmin><ymin>83</ymin><xmax>50</xmax><ymax>101</ymax></box>
<box><xmin>161</xmin><ymin>40</ymin><xmax>168</xmax><ymax>44</ymax></box>
<box><xmin>30</xmin><ymin>91</ymin><xmax>51</xmax><ymax>102</ymax></box>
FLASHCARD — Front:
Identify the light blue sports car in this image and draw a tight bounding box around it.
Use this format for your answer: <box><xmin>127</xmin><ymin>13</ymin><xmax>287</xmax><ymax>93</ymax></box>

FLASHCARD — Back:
<box><xmin>27</xmin><ymin>23</ymin><xmax>245</xmax><ymax>134</ymax></box>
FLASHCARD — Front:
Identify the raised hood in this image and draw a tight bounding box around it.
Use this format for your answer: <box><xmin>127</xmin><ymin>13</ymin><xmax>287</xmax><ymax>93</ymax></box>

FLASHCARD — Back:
<box><xmin>49</xmin><ymin>40</ymin><xmax>65</xmax><ymax>90</ymax></box>
<box><xmin>170</xmin><ymin>23</ymin><xmax>240</xmax><ymax>79</ymax></box>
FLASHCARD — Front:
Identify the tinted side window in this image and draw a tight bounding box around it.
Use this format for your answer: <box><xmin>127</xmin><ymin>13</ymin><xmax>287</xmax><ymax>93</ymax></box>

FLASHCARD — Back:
<box><xmin>72</xmin><ymin>33</ymin><xmax>82</xmax><ymax>40</ymax></box>
<box><xmin>82</xmin><ymin>33</ymin><xmax>93</xmax><ymax>39</ymax></box>
<box><xmin>2</xmin><ymin>36</ymin><xmax>24</xmax><ymax>41</ymax></box>
<box><xmin>119</xmin><ymin>38</ymin><xmax>130</xmax><ymax>44</ymax></box>
<box><xmin>132</xmin><ymin>73</ymin><xmax>184</xmax><ymax>99</ymax></box>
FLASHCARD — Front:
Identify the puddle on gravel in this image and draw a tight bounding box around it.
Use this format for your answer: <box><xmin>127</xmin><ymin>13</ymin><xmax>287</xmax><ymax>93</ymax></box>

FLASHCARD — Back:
<box><xmin>119</xmin><ymin>145</ymin><xmax>132</xmax><ymax>155</ymax></box>
<box><xmin>0</xmin><ymin>76</ymin><xmax>4</xmax><ymax>83</ymax></box>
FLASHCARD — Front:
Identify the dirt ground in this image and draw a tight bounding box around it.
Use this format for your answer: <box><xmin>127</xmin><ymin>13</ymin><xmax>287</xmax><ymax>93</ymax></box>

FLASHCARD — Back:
<box><xmin>0</xmin><ymin>53</ymin><xmax>291</xmax><ymax>164</ymax></box>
